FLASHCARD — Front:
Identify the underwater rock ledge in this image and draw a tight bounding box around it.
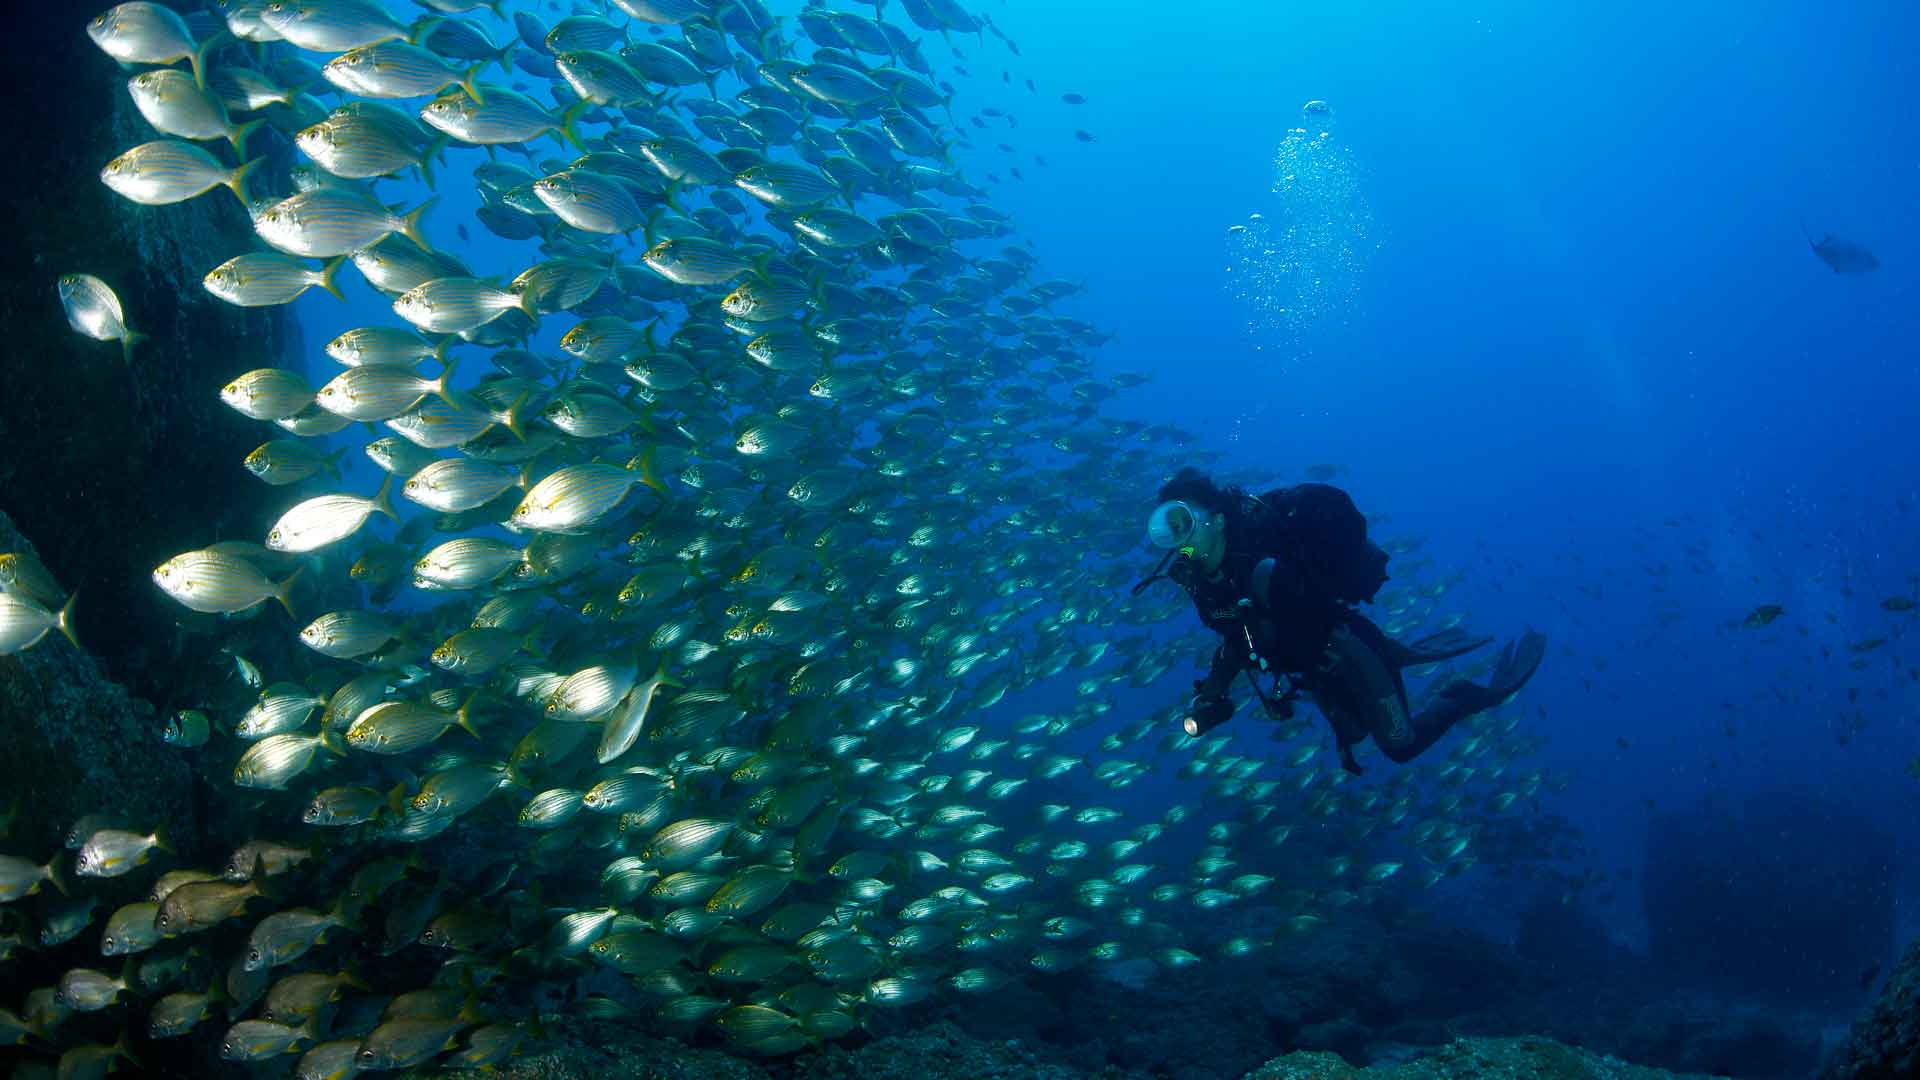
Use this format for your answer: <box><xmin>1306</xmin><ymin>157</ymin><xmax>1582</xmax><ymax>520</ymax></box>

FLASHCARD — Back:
<box><xmin>0</xmin><ymin>23</ymin><xmax>301</xmax><ymax>702</ymax></box>
<box><xmin>389</xmin><ymin>1019</ymin><xmax>1732</xmax><ymax>1080</ymax></box>
<box><xmin>0</xmin><ymin>511</ymin><xmax>194</xmax><ymax>854</ymax></box>
<box><xmin>1820</xmin><ymin>933</ymin><xmax>1920</xmax><ymax>1080</ymax></box>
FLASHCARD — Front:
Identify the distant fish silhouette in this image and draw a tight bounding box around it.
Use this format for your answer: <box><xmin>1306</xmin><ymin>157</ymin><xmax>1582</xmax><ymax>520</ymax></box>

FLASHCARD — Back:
<box><xmin>1801</xmin><ymin>221</ymin><xmax>1879</xmax><ymax>273</ymax></box>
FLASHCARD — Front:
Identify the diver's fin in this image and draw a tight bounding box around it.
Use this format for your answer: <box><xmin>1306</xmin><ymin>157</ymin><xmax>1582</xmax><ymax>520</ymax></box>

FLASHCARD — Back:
<box><xmin>1394</xmin><ymin>628</ymin><xmax>1493</xmax><ymax>665</ymax></box>
<box><xmin>1484</xmin><ymin>630</ymin><xmax>1546</xmax><ymax>702</ymax></box>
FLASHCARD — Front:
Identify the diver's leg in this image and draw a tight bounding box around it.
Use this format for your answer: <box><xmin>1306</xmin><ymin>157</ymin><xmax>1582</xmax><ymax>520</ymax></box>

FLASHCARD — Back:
<box><xmin>1377</xmin><ymin>632</ymin><xmax>1547</xmax><ymax>763</ymax></box>
<box><xmin>1314</xmin><ymin>625</ymin><xmax>1416</xmax><ymax>761</ymax></box>
<box><xmin>1377</xmin><ymin>690</ymin><xmax>1475</xmax><ymax>763</ymax></box>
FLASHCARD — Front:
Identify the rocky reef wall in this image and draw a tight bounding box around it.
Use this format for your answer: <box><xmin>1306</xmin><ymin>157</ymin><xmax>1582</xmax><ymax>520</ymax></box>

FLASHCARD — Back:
<box><xmin>0</xmin><ymin>18</ymin><xmax>299</xmax><ymax>702</ymax></box>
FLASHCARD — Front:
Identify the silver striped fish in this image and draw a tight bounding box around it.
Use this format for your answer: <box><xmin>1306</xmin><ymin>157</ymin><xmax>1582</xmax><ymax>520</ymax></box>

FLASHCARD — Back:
<box><xmin>151</xmin><ymin>549</ymin><xmax>299</xmax><ymax>616</ymax></box>
<box><xmin>401</xmin><ymin>457</ymin><xmax>519</xmax><ymax>512</ymax></box>
<box><xmin>100</xmin><ymin>140</ymin><xmax>259</xmax><ymax>207</ymax></box>
<box><xmin>258</xmin><ymin>0</ymin><xmax>413</xmax><ymax>52</ymax></box>
<box><xmin>642</xmin><ymin>236</ymin><xmax>752</xmax><ymax>285</ymax></box>
<box><xmin>204</xmin><ymin>252</ymin><xmax>344</xmax><ymax>307</ymax></box>
<box><xmin>322</xmin><ymin>40</ymin><xmax>484</xmax><ymax>102</ymax></box>
<box><xmin>413</xmin><ymin>537</ymin><xmax>523</xmax><ymax>590</ymax></box>
<box><xmin>420</xmin><ymin>86</ymin><xmax>586</xmax><ymax>148</ymax></box>
<box><xmin>264</xmin><ymin>478</ymin><xmax>397</xmax><ymax>553</ymax></box>
<box><xmin>127</xmin><ymin>70</ymin><xmax>259</xmax><ymax>155</ymax></box>
<box><xmin>254</xmin><ymin>188</ymin><xmax>434</xmax><ymax>258</ymax></box>
<box><xmin>299</xmin><ymin>610</ymin><xmax>400</xmax><ymax>659</ymax></box>
<box><xmin>530</xmin><ymin>169</ymin><xmax>644</xmax><ymax>234</ymax></box>
<box><xmin>326</xmin><ymin>326</ymin><xmax>449</xmax><ymax>367</ymax></box>
<box><xmin>220</xmin><ymin>368</ymin><xmax>315</xmax><ymax>420</ymax></box>
<box><xmin>510</xmin><ymin>461</ymin><xmax>662</xmax><ymax>533</ymax></box>
<box><xmin>383</xmin><ymin>396</ymin><xmax>495</xmax><ymax>449</ymax></box>
<box><xmin>315</xmin><ymin>359</ymin><xmax>459</xmax><ymax>422</ymax></box>
<box><xmin>391</xmin><ymin>276</ymin><xmax>531</xmax><ymax>334</ymax></box>
<box><xmin>56</xmin><ymin>274</ymin><xmax>145</xmax><ymax>364</ymax></box>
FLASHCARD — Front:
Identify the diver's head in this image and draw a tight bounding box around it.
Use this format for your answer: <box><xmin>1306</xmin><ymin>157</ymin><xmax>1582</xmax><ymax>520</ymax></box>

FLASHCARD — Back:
<box><xmin>1147</xmin><ymin>499</ymin><xmax>1227</xmax><ymax>572</ymax></box>
<box><xmin>1153</xmin><ymin>467</ymin><xmax>1235</xmax><ymax>573</ymax></box>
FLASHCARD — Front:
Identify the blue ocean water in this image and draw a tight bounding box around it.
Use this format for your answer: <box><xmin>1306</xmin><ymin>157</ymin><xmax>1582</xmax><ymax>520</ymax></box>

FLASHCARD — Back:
<box><xmin>267</xmin><ymin>0</ymin><xmax>1920</xmax><ymax>1004</ymax></box>
<box><xmin>16</xmin><ymin>0</ymin><xmax>1919</xmax><ymax>1075</ymax></box>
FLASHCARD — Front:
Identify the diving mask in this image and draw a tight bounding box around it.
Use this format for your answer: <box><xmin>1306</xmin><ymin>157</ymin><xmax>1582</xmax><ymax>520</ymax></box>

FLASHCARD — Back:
<box><xmin>1147</xmin><ymin>500</ymin><xmax>1204</xmax><ymax>551</ymax></box>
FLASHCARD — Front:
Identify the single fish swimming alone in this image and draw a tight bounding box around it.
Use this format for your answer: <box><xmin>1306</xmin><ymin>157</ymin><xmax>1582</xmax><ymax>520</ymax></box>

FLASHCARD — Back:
<box><xmin>1802</xmin><ymin>221</ymin><xmax>1879</xmax><ymax>273</ymax></box>
<box><xmin>56</xmin><ymin>274</ymin><xmax>145</xmax><ymax>363</ymax></box>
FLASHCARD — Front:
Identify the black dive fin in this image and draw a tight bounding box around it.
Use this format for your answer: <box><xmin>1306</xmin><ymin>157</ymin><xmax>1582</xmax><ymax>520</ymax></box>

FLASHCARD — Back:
<box><xmin>1485</xmin><ymin>630</ymin><xmax>1546</xmax><ymax>701</ymax></box>
<box><xmin>1394</xmin><ymin>628</ymin><xmax>1494</xmax><ymax>665</ymax></box>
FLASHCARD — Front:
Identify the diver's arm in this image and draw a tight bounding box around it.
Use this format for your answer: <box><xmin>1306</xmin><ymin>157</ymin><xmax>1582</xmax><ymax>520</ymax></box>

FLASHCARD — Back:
<box><xmin>1198</xmin><ymin>636</ymin><xmax>1246</xmax><ymax>699</ymax></box>
<box><xmin>1184</xmin><ymin>637</ymin><xmax>1245</xmax><ymax>736</ymax></box>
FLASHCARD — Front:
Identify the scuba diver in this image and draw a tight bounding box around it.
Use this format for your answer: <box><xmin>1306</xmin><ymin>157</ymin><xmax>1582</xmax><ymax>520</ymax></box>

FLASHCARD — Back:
<box><xmin>1136</xmin><ymin>468</ymin><xmax>1545</xmax><ymax>774</ymax></box>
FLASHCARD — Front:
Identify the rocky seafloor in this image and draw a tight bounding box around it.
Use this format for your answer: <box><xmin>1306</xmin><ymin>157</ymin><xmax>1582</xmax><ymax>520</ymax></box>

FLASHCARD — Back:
<box><xmin>392</xmin><ymin>1020</ymin><xmax>1737</xmax><ymax>1080</ymax></box>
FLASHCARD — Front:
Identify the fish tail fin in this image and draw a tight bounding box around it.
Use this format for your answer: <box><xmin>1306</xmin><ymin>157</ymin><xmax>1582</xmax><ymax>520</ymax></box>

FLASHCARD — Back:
<box><xmin>504</xmin><ymin>389</ymin><xmax>533</xmax><ymax>443</ymax></box>
<box><xmin>495</xmin><ymin>41</ymin><xmax>516</xmax><ymax>76</ymax></box>
<box><xmin>407</xmin><ymin>15</ymin><xmax>441</xmax><ymax>46</ymax></box>
<box><xmin>43</xmin><ymin>856</ymin><xmax>67</xmax><ymax>897</ymax></box>
<box><xmin>456</xmin><ymin>691</ymin><xmax>484</xmax><ymax>740</ymax></box>
<box><xmin>654</xmin><ymin>657</ymin><xmax>683</xmax><ymax>690</ymax></box>
<box><xmin>119</xmin><ymin>330</ymin><xmax>145</xmax><ymax>366</ymax></box>
<box><xmin>189</xmin><ymin>30</ymin><xmax>231</xmax><ymax>90</ymax></box>
<box><xmin>504</xmin><ymin>761</ymin><xmax>536</xmax><ymax>791</ymax></box>
<box><xmin>400</xmin><ymin>198</ymin><xmax>437</xmax><ymax>251</ymax></box>
<box><xmin>458</xmin><ymin>64</ymin><xmax>487</xmax><ymax>107</ymax></box>
<box><xmin>556</xmin><ymin>99</ymin><xmax>590</xmax><ymax>151</ymax></box>
<box><xmin>631</xmin><ymin>445</ymin><xmax>669</xmax><ymax>497</ymax></box>
<box><xmin>319</xmin><ymin>728</ymin><xmax>346</xmax><ymax>757</ymax></box>
<box><xmin>372</xmin><ymin>473</ymin><xmax>397</xmax><ymax>522</ymax></box>
<box><xmin>316</xmin><ymin>256</ymin><xmax>347</xmax><ymax>301</ymax></box>
<box><xmin>225</xmin><ymin>156</ymin><xmax>262</xmax><ymax>205</ymax></box>
<box><xmin>431</xmin><ymin>353</ymin><xmax>461</xmax><ymax>408</ymax></box>
<box><xmin>431</xmin><ymin>335</ymin><xmax>456</xmax><ymax>368</ymax></box>
<box><xmin>271</xmin><ymin>566</ymin><xmax>303</xmax><ymax>619</ymax></box>
<box><xmin>322</xmin><ymin>445</ymin><xmax>347</xmax><ymax>481</ymax></box>
<box><xmin>417</xmin><ymin>135</ymin><xmax>450</xmax><ymax>190</ymax></box>
<box><xmin>111</xmin><ymin>1029</ymin><xmax>143</xmax><ymax>1070</ymax></box>
<box><xmin>228</xmin><ymin>118</ymin><xmax>264</xmax><ymax>158</ymax></box>
<box><xmin>151</xmin><ymin>825</ymin><xmax>173</xmax><ymax>855</ymax></box>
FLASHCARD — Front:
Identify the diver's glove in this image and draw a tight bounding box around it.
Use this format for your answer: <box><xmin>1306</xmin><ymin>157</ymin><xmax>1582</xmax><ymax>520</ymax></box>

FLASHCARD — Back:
<box><xmin>1185</xmin><ymin>686</ymin><xmax>1233</xmax><ymax>736</ymax></box>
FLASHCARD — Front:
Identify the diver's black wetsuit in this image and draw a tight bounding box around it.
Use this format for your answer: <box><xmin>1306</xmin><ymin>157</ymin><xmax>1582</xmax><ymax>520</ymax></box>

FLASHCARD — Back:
<box><xmin>1171</xmin><ymin>484</ymin><xmax>1513</xmax><ymax>772</ymax></box>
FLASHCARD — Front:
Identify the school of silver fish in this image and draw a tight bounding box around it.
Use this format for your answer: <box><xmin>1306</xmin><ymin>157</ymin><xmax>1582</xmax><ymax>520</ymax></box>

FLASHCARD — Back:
<box><xmin>8</xmin><ymin>0</ymin><xmax>1560</xmax><ymax>1074</ymax></box>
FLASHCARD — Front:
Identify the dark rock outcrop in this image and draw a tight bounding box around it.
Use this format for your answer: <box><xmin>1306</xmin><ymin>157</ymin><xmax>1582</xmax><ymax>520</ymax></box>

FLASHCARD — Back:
<box><xmin>0</xmin><ymin>512</ymin><xmax>194</xmax><ymax>854</ymax></box>
<box><xmin>1243</xmin><ymin>1036</ymin><xmax>1731</xmax><ymax>1080</ymax></box>
<box><xmin>1643</xmin><ymin>794</ymin><xmax>1896</xmax><ymax>1007</ymax></box>
<box><xmin>1821</xmin><ymin>935</ymin><xmax>1920</xmax><ymax>1079</ymax></box>
<box><xmin>0</xmin><ymin>15</ymin><xmax>300</xmax><ymax>701</ymax></box>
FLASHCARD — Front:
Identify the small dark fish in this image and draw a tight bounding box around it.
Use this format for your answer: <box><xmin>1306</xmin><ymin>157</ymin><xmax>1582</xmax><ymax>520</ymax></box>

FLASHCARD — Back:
<box><xmin>1010</xmin><ymin>167</ymin><xmax>1022</xmax><ymax>180</ymax></box>
<box><xmin>1073</xmin><ymin>130</ymin><xmax>1095</xmax><ymax>143</ymax></box>
<box><xmin>1881</xmin><ymin>596</ymin><xmax>1915</xmax><ymax>612</ymax></box>
<box><xmin>1026</xmin><ymin>79</ymin><xmax>1035</xmax><ymax>92</ymax></box>
<box><xmin>1062</xmin><ymin>93</ymin><xmax>1087</xmax><ymax>105</ymax></box>
<box><xmin>1849</xmin><ymin>637</ymin><xmax>1887</xmax><ymax>653</ymax></box>
<box><xmin>1615</xmin><ymin>738</ymin><xmax>1630</xmax><ymax>749</ymax></box>
<box><xmin>457</xmin><ymin>224</ymin><xmax>470</xmax><ymax>243</ymax></box>
<box><xmin>1861</xmin><ymin>962</ymin><xmax>1882</xmax><ymax>989</ymax></box>
<box><xmin>1002</xmin><ymin>70</ymin><xmax>1009</xmax><ymax>83</ymax></box>
<box><xmin>1802</xmin><ymin>222</ymin><xmax>1878</xmax><ymax>273</ymax></box>
<box><xmin>1742</xmin><ymin>604</ymin><xmax>1784</xmax><ymax>628</ymax></box>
